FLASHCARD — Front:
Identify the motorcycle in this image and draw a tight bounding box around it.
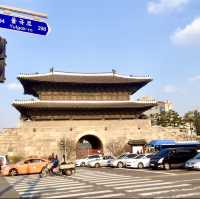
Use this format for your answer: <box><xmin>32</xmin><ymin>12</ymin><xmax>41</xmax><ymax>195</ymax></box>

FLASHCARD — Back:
<box><xmin>40</xmin><ymin>162</ymin><xmax>75</xmax><ymax>178</ymax></box>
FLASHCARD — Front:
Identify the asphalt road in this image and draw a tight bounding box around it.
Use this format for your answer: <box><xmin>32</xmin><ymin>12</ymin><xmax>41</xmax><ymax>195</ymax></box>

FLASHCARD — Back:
<box><xmin>1</xmin><ymin>167</ymin><xmax>200</xmax><ymax>198</ymax></box>
<box><xmin>0</xmin><ymin>176</ymin><xmax>19</xmax><ymax>198</ymax></box>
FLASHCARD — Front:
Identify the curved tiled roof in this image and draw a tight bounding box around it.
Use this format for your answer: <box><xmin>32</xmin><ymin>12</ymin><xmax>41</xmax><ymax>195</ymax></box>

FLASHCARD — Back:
<box><xmin>13</xmin><ymin>100</ymin><xmax>157</xmax><ymax>109</ymax></box>
<box><xmin>17</xmin><ymin>71</ymin><xmax>152</xmax><ymax>84</ymax></box>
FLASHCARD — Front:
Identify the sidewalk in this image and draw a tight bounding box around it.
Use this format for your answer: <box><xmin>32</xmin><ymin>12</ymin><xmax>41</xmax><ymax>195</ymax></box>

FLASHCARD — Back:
<box><xmin>0</xmin><ymin>176</ymin><xmax>19</xmax><ymax>198</ymax></box>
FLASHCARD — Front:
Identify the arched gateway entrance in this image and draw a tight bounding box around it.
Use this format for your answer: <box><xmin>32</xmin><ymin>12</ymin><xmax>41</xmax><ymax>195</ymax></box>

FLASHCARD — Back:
<box><xmin>76</xmin><ymin>135</ymin><xmax>103</xmax><ymax>158</ymax></box>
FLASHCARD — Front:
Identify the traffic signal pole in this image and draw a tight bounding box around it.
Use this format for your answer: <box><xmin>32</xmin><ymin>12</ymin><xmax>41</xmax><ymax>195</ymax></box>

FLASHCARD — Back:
<box><xmin>0</xmin><ymin>36</ymin><xmax>6</xmax><ymax>83</ymax></box>
<box><xmin>0</xmin><ymin>5</ymin><xmax>48</xmax><ymax>19</ymax></box>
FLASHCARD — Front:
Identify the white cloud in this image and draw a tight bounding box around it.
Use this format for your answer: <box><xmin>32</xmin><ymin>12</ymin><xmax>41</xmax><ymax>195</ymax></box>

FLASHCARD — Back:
<box><xmin>171</xmin><ymin>17</ymin><xmax>200</xmax><ymax>46</ymax></box>
<box><xmin>162</xmin><ymin>85</ymin><xmax>177</xmax><ymax>93</ymax></box>
<box><xmin>147</xmin><ymin>0</ymin><xmax>189</xmax><ymax>14</ymax></box>
<box><xmin>6</xmin><ymin>83</ymin><xmax>23</xmax><ymax>91</ymax></box>
<box><xmin>189</xmin><ymin>75</ymin><xmax>200</xmax><ymax>81</ymax></box>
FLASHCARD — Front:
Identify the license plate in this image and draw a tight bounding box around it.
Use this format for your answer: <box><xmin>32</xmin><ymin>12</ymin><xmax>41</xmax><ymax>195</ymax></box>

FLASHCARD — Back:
<box><xmin>150</xmin><ymin>163</ymin><xmax>154</xmax><ymax>166</ymax></box>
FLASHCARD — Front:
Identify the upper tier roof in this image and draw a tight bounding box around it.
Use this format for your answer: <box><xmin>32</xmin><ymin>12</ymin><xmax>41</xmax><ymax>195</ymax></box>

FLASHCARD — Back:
<box><xmin>17</xmin><ymin>71</ymin><xmax>152</xmax><ymax>84</ymax></box>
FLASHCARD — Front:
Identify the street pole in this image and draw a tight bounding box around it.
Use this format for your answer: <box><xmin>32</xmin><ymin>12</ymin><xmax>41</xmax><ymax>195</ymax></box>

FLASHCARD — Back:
<box><xmin>0</xmin><ymin>5</ymin><xmax>48</xmax><ymax>19</ymax></box>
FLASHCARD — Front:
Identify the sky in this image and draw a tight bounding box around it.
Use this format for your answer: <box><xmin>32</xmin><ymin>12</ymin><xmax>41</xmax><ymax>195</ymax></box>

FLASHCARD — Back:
<box><xmin>0</xmin><ymin>0</ymin><xmax>200</xmax><ymax>128</ymax></box>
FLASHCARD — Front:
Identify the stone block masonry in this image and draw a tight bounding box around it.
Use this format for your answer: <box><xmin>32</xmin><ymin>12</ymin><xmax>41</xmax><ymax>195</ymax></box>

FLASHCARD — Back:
<box><xmin>0</xmin><ymin>119</ymin><xmax>189</xmax><ymax>158</ymax></box>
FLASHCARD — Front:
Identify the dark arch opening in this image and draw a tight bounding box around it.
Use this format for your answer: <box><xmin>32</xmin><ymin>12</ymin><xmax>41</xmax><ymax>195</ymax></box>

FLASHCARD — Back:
<box><xmin>76</xmin><ymin>135</ymin><xmax>103</xmax><ymax>158</ymax></box>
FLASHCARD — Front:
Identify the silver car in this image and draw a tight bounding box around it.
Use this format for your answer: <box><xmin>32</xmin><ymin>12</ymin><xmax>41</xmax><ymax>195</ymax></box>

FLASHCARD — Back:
<box><xmin>88</xmin><ymin>155</ymin><xmax>115</xmax><ymax>168</ymax></box>
<box><xmin>185</xmin><ymin>153</ymin><xmax>200</xmax><ymax>170</ymax></box>
<box><xmin>75</xmin><ymin>154</ymin><xmax>102</xmax><ymax>167</ymax></box>
<box><xmin>110</xmin><ymin>153</ymin><xmax>138</xmax><ymax>168</ymax></box>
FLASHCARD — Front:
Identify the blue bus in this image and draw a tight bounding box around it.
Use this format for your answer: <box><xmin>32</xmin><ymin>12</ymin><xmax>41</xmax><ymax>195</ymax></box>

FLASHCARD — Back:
<box><xmin>148</xmin><ymin>140</ymin><xmax>200</xmax><ymax>151</ymax></box>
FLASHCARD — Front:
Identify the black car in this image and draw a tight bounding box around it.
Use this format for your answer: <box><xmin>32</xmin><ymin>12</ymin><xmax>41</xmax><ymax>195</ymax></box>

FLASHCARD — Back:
<box><xmin>150</xmin><ymin>147</ymin><xmax>197</xmax><ymax>170</ymax></box>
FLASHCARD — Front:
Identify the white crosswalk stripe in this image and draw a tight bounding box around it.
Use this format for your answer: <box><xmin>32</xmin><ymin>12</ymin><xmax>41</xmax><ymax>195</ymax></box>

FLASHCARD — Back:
<box><xmin>5</xmin><ymin>169</ymin><xmax>200</xmax><ymax>198</ymax></box>
<box><xmin>140</xmin><ymin>185</ymin><xmax>200</xmax><ymax>197</ymax></box>
<box><xmin>102</xmin><ymin>179</ymin><xmax>156</xmax><ymax>186</ymax></box>
<box><xmin>126</xmin><ymin>184</ymin><xmax>191</xmax><ymax>193</ymax></box>
<box><xmin>83</xmin><ymin>193</ymin><xmax>125</xmax><ymax>198</ymax></box>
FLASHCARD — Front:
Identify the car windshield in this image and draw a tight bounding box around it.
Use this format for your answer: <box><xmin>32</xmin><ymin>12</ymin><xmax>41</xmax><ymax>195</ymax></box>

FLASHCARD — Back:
<box><xmin>194</xmin><ymin>153</ymin><xmax>200</xmax><ymax>160</ymax></box>
<box><xmin>135</xmin><ymin>155</ymin><xmax>145</xmax><ymax>159</ymax></box>
<box><xmin>117</xmin><ymin>154</ymin><xmax>127</xmax><ymax>159</ymax></box>
<box><xmin>146</xmin><ymin>154</ymin><xmax>153</xmax><ymax>158</ymax></box>
<box><xmin>88</xmin><ymin>155</ymin><xmax>99</xmax><ymax>159</ymax></box>
<box><xmin>153</xmin><ymin>149</ymin><xmax>169</xmax><ymax>158</ymax></box>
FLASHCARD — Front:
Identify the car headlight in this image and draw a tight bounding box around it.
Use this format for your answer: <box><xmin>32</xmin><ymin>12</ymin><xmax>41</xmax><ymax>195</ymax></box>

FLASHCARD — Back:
<box><xmin>193</xmin><ymin>163</ymin><xmax>200</xmax><ymax>167</ymax></box>
<box><xmin>158</xmin><ymin>158</ymin><xmax>164</xmax><ymax>164</ymax></box>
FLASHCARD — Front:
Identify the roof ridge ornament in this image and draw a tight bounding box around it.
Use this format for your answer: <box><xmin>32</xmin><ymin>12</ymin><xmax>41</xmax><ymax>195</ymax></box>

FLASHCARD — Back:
<box><xmin>112</xmin><ymin>69</ymin><xmax>116</xmax><ymax>75</ymax></box>
<box><xmin>50</xmin><ymin>67</ymin><xmax>54</xmax><ymax>73</ymax></box>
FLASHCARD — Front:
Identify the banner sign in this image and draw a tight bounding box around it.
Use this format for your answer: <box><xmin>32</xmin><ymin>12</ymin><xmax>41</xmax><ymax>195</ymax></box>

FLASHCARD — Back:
<box><xmin>0</xmin><ymin>13</ymin><xmax>49</xmax><ymax>36</ymax></box>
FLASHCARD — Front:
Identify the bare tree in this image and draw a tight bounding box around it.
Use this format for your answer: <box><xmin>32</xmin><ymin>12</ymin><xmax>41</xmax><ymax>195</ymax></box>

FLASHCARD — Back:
<box><xmin>106</xmin><ymin>137</ymin><xmax>127</xmax><ymax>156</ymax></box>
<box><xmin>58</xmin><ymin>137</ymin><xmax>76</xmax><ymax>161</ymax></box>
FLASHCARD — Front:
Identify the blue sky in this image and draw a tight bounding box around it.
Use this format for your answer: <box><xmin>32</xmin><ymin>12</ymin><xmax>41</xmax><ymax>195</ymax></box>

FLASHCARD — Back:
<box><xmin>0</xmin><ymin>0</ymin><xmax>200</xmax><ymax>128</ymax></box>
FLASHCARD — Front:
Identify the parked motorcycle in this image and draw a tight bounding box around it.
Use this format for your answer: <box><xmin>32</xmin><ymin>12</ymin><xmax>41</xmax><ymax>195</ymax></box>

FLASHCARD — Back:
<box><xmin>40</xmin><ymin>162</ymin><xmax>75</xmax><ymax>177</ymax></box>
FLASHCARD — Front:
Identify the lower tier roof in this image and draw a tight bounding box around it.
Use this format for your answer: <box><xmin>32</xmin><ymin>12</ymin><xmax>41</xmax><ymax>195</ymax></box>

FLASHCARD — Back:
<box><xmin>13</xmin><ymin>100</ymin><xmax>157</xmax><ymax>109</ymax></box>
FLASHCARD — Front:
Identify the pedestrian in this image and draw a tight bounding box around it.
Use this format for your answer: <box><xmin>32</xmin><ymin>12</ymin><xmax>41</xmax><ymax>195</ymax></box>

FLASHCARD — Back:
<box><xmin>50</xmin><ymin>154</ymin><xmax>59</xmax><ymax>174</ymax></box>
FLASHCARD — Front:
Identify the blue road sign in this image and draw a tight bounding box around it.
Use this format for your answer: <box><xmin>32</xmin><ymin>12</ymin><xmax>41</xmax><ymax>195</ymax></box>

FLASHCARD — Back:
<box><xmin>0</xmin><ymin>13</ymin><xmax>49</xmax><ymax>36</ymax></box>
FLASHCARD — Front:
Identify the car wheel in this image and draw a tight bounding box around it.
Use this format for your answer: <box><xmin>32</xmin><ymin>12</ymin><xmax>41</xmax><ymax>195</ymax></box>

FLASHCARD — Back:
<box><xmin>65</xmin><ymin>169</ymin><xmax>72</xmax><ymax>176</ymax></box>
<box><xmin>80</xmin><ymin>162</ymin><xmax>85</xmax><ymax>167</ymax></box>
<box><xmin>9</xmin><ymin>169</ymin><xmax>18</xmax><ymax>176</ymax></box>
<box><xmin>164</xmin><ymin>163</ymin><xmax>171</xmax><ymax>170</ymax></box>
<box><xmin>117</xmin><ymin>162</ymin><xmax>123</xmax><ymax>168</ymax></box>
<box><xmin>95</xmin><ymin>163</ymin><xmax>100</xmax><ymax>168</ymax></box>
<box><xmin>138</xmin><ymin>162</ymin><xmax>144</xmax><ymax>169</ymax></box>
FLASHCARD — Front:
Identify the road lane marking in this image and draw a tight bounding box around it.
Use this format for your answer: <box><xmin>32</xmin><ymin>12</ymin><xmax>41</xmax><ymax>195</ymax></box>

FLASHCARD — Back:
<box><xmin>106</xmin><ymin>180</ymin><xmax>162</xmax><ymax>187</ymax></box>
<box><xmin>14</xmin><ymin>182</ymin><xmax>86</xmax><ymax>191</ymax></box>
<box><xmin>174</xmin><ymin>192</ymin><xmax>200</xmax><ymax>198</ymax></box>
<box><xmin>115</xmin><ymin>181</ymin><xmax>177</xmax><ymax>190</ymax></box>
<box><xmin>90</xmin><ymin>177</ymin><xmax>143</xmax><ymax>183</ymax></box>
<box><xmin>140</xmin><ymin>185</ymin><xmax>200</xmax><ymax>196</ymax></box>
<box><xmin>83</xmin><ymin>193</ymin><xmax>125</xmax><ymax>198</ymax></box>
<box><xmin>70</xmin><ymin>176</ymin><xmax>129</xmax><ymax>181</ymax></box>
<box><xmin>46</xmin><ymin>190</ymin><xmax>113</xmax><ymax>198</ymax></box>
<box><xmin>13</xmin><ymin>180</ymin><xmax>83</xmax><ymax>187</ymax></box>
<box><xmin>19</xmin><ymin>185</ymin><xmax>94</xmax><ymax>195</ymax></box>
<box><xmin>126</xmin><ymin>184</ymin><xmax>191</xmax><ymax>192</ymax></box>
<box><xmin>98</xmin><ymin>178</ymin><xmax>151</xmax><ymax>185</ymax></box>
<box><xmin>132</xmin><ymin>169</ymin><xmax>177</xmax><ymax>175</ymax></box>
<box><xmin>76</xmin><ymin>171</ymin><xmax>129</xmax><ymax>177</ymax></box>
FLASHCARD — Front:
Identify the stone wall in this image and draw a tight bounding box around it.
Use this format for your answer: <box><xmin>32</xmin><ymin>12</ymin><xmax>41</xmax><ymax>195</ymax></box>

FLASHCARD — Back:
<box><xmin>0</xmin><ymin>119</ymin><xmax>194</xmax><ymax>158</ymax></box>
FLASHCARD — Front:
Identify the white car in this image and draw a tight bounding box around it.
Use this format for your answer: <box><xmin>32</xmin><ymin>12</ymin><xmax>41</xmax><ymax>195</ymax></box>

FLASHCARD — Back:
<box><xmin>0</xmin><ymin>155</ymin><xmax>8</xmax><ymax>171</ymax></box>
<box><xmin>110</xmin><ymin>153</ymin><xmax>138</xmax><ymax>168</ymax></box>
<box><xmin>185</xmin><ymin>153</ymin><xmax>200</xmax><ymax>170</ymax></box>
<box><xmin>75</xmin><ymin>154</ymin><xmax>102</xmax><ymax>167</ymax></box>
<box><xmin>88</xmin><ymin>155</ymin><xmax>115</xmax><ymax>168</ymax></box>
<box><xmin>126</xmin><ymin>154</ymin><xmax>153</xmax><ymax>169</ymax></box>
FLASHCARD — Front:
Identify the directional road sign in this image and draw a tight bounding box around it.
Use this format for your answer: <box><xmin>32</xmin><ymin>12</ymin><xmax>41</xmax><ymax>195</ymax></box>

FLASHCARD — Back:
<box><xmin>0</xmin><ymin>13</ymin><xmax>50</xmax><ymax>36</ymax></box>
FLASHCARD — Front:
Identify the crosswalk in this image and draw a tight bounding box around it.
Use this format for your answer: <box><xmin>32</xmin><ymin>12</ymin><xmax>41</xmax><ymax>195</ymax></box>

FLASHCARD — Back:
<box><xmin>5</xmin><ymin>169</ymin><xmax>200</xmax><ymax>198</ymax></box>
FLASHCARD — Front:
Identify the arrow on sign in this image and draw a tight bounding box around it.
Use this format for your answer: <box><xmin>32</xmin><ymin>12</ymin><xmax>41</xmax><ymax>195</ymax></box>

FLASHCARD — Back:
<box><xmin>0</xmin><ymin>13</ymin><xmax>50</xmax><ymax>36</ymax></box>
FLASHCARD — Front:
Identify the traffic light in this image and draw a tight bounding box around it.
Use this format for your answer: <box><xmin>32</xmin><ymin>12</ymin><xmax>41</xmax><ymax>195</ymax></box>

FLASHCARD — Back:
<box><xmin>0</xmin><ymin>36</ymin><xmax>7</xmax><ymax>83</ymax></box>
